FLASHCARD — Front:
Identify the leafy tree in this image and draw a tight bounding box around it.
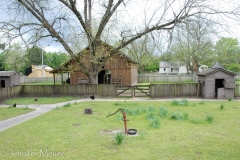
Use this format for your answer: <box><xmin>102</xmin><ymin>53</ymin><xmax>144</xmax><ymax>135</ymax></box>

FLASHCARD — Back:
<box><xmin>26</xmin><ymin>46</ymin><xmax>44</xmax><ymax>65</ymax></box>
<box><xmin>226</xmin><ymin>64</ymin><xmax>240</xmax><ymax>72</ymax></box>
<box><xmin>3</xmin><ymin>43</ymin><xmax>27</xmax><ymax>73</ymax></box>
<box><xmin>214</xmin><ymin>37</ymin><xmax>240</xmax><ymax>67</ymax></box>
<box><xmin>45</xmin><ymin>52</ymin><xmax>70</xmax><ymax>68</ymax></box>
<box><xmin>0</xmin><ymin>0</ymin><xmax>239</xmax><ymax>83</ymax></box>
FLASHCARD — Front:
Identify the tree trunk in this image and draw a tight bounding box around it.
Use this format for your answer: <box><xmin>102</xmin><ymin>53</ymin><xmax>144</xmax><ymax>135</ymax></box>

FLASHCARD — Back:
<box><xmin>89</xmin><ymin>73</ymin><xmax>98</xmax><ymax>84</ymax></box>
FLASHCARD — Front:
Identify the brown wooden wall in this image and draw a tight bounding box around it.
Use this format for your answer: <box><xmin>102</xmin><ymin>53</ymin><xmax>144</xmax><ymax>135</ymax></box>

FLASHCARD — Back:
<box><xmin>70</xmin><ymin>53</ymin><xmax>138</xmax><ymax>86</ymax></box>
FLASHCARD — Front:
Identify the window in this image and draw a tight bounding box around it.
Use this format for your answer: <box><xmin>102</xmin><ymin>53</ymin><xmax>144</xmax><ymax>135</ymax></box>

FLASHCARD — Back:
<box><xmin>164</xmin><ymin>68</ymin><xmax>166</xmax><ymax>71</ymax></box>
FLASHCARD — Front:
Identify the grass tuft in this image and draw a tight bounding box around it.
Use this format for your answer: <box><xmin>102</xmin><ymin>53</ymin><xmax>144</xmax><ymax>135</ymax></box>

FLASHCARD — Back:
<box><xmin>220</xmin><ymin>104</ymin><xmax>224</xmax><ymax>109</ymax></box>
<box><xmin>159</xmin><ymin>107</ymin><xmax>168</xmax><ymax>117</ymax></box>
<box><xmin>171</xmin><ymin>99</ymin><xmax>188</xmax><ymax>106</ymax></box>
<box><xmin>170</xmin><ymin>111</ymin><xmax>188</xmax><ymax>120</ymax></box>
<box><xmin>205</xmin><ymin>114</ymin><xmax>214</xmax><ymax>123</ymax></box>
<box><xmin>150</xmin><ymin>118</ymin><xmax>160</xmax><ymax>129</ymax></box>
<box><xmin>114</xmin><ymin>132</ymin><xmax>124</xmax><ymax>145</ymax></box>
<box><xmin>63</xmin><ymin>103</ymin><xmax>71</xmax><ymax>108</ymax></box>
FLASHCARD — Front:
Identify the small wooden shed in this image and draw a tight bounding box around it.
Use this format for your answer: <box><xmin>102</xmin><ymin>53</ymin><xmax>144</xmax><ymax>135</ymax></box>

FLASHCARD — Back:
<box><xmin>51</xmin><ymin>42</ymin><xmax>138</xmax><ymax>86</ymax></box>
<box><xmin>0</xmin><ymin>71</ymin><xmax>21</xmax><ymax>88</ymax></box>
<box><xmin>197</xmin><ymin>62</ymin><xmax>236</xmax><ymax>99</ymax></box>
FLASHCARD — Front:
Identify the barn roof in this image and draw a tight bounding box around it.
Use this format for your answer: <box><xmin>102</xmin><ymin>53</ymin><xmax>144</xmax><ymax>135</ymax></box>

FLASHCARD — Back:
<box><xmin>0</xmin><ymin>71</ymin><xmax>18</xmax><ymax>76</ymax></box>
<box><xmin>50</xmin><ymin>41</ymin><xmax>138</xmax><ymax>73</ymax></box>
<box><xmin>197</xmin><ymin>62</ymin><xmax>236</xmax><ymax>76</ymax></box>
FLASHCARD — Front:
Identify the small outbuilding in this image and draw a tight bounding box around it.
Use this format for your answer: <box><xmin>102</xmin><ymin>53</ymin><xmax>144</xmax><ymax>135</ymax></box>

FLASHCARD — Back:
<box><xmin>0</xmin><ymin>71</ymin><xmax>21</xmax><ymax>88</ymax></box>
<box><xmin>197</xmin><ymin>62</ymin><xmax>236</xmax><ymax>99</ymax></box>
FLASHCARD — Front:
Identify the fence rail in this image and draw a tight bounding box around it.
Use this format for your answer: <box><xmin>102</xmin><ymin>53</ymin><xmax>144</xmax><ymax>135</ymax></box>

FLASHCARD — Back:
<box><xmin>149</xmin><ymin>83</ymin><xmax>198</xmax><ymax>98</ymax></box>
<box><xmin>20</xmin><ymin>76</ymin><xmax>68</xmax><ymax>83</ymax></box>
<box><xmin>0</xmin><ymin>83</ymin><xmax>239</xmax><ymax>102</ymax></box>
<box><xmin>138</xmin><ymin>75</ymin><xmax>193</xmax><ymax>83</ymax></box>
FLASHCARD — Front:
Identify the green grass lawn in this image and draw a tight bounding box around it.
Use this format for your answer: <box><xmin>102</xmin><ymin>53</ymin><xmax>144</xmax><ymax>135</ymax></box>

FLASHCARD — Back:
<box><xmin>0</xmin><ymin>100</ymin><xmax>240</xmax><ymax>159</ymax></box>
<box><xmin>4</xmin><ymin>96</ymin><xmax>78</xmax><ymax>105</ymax></box>
<box><xmin>0</xmin><ymin>107</ymin><xmax>34</xmax><ymax>121</ymax></box>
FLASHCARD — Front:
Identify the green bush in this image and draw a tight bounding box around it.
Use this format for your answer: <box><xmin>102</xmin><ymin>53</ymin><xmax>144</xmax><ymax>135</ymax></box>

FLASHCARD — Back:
<box><xmin>220</xmin><ymin>104</ymin><xmax>224</xmax><ymax>109</ymax></box>
<box><xmin>170</xmin><ymin>111</ymin><xmax>188</xmax><ymax>120</ymax></box>
<box><xmin>146</xmin><ymin>112</ymin><xmax>155</xmax><ymax>121</ymax></box>
<box><xmin>159</xmin><ymin>107</ymin><xmax>168</xmax><ymax>117</ymax></box>
<box><xmin>150</xmin><ymin>118</ymin><xmax>160</xmax><ymax>129</ymax></box>
<box><xmin>114</xmin><ymin>132</ymin><xmax>125</xmax><ymax>145</ymax></box>
<box><xmin>63</xmin><ymin>103</ymin><xmax>71</xmax><ymax>107</ymax></box>
<box><xmin>205</xmin><ymin>114</ymin><xmax>214</xmax><ymax>123</ymax></box>
<box><xmin>171</xmin><ymin>99</ymin><xmax>188</xmax><ymax>106</ymax></box>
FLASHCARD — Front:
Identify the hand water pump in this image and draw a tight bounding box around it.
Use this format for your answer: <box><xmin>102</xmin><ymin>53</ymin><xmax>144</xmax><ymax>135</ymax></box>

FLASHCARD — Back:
<box><xmin>106</xmin><ymin>108</ymin><xmax>129</xmax><ymax>134</ymax></box>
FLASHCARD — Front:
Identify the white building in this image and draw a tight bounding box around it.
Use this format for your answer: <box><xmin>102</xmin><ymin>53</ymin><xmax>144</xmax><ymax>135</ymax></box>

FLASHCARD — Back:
<box><xmin>159</xmin><ymin>61</ymin><xmax>208</xmax><ymax>74</ymax></box>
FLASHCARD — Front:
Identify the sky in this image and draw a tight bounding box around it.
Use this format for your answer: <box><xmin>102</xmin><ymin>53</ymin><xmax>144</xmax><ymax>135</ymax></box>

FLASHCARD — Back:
<box><xmin>1</xmin><ymin>0</ymin><xmax>240</xmax><ymax>53</ymax></box>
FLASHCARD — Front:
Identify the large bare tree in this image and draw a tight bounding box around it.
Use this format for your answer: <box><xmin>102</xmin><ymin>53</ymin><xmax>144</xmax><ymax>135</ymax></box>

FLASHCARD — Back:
<box><xmin>0</xmin><ymin>0</ymin><xmax>239</xmax><ymax>84</ymax></box>
<box><xmin>170</xmin><ymin>17</ymin><xmax>216</xmax><ymax>73</ymax></box>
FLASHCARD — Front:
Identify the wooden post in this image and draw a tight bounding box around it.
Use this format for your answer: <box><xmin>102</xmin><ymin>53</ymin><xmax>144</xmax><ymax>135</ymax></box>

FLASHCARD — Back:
<box><xmin>197</xmin><ymin>81</ymin><xmax>200</xmax><ymax>97</ymax></box>
<box><xmin>84</xmin><ymin>108</ymin><xmax>92</xmax><ymax>114</ymax></box>
<box><xmin>132</xmin><ymin>86</ymin><xmax>135</xmax><ymax>98</ymax></box>
<box><xmin>53</xmin><ymin>73</ymin><xmax>56</xmax><ymax>85</ymax></box>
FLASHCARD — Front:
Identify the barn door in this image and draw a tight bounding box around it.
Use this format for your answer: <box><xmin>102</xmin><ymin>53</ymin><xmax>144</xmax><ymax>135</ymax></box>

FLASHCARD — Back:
<box><xmin>217</xmin><ymin>88</ymin><xmax>225</xmax><ymax>99</ymax></box>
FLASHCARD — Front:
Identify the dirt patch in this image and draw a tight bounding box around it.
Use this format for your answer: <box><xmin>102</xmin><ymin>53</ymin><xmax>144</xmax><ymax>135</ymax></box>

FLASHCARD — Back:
<box><xmin>72</xmin><ymin>123</ymin><xmax>81</xmax><ymax>127</ymax></box>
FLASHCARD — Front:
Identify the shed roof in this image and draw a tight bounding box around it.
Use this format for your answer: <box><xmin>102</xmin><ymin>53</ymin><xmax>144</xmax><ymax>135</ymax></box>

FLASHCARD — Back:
<box><xmin>212</xmin><ymin>62</ymin><xmax>225</xmax><ymax>69</ymax></box>
<box><xmin>197</xmin><ymin>68</ymin><xmax>236</xmax><ymax>76</ymax></box>
<box><xmin>0</xmin><ymin>71</ymin><xmax>18</xmax><ymax>76</ymax></box>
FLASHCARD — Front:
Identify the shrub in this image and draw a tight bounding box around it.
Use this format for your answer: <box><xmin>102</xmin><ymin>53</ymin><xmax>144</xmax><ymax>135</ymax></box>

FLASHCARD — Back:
<box><xmin>159</xmin><ymin>107</ymin><xmax>168</xmax><ymax>117</ymax></box>
<box><xmin>170</xmin><ymin>111</ymin><xmax>188</xmax><ymax>120</ymax></box>
<box><xmin>220</xmin><ymin>104</ymin><xmax>224</xmax><ymax>109</ymax></box>
<box><xmin>199</xmin><ymin>101</ymin><xmax>205</xmax><ymax>105</ymax></box>
<box><xmin>146</xmin><ymin>112</ymin><xmax>155</xmax><ymax>121</ymax></box>
<box><xmin>171</xmin><ymin>99</ymin><xmax>188</xmax><ymax>106</ymax></box>
<box><xmin>205</xmin><ymin>114</ymin><xmax>214</xmax><ymax>123</ymax></box>
<box><xmin>114</xmin><ymin>102</ymin><xmax>121</xmax><ymax>106</ymax></box>
<box><xmin>150</xmin><ymin>118</ymin><xmax>160</xmax><ymax>129</ymax></box>
<box><xmin>114</xmin><ymin>132</ymin><xmax>124</xmax><ymax>145</ymax></box>
<box><xmin>147</xmin><ymin>106</ymin><xmax>156</xmax><ymax>112</ymax></box>
<box><xmin>63</xmin><ymin>103</ymin><xmax>71</xmax><ymax>107</ymax></box>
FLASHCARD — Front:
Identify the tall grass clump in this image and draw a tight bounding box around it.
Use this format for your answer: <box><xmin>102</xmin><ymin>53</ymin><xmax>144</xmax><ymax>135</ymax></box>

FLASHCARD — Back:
<box><xmin>114</xmin><ymin>132</ymin><xmax>125</xmax><ymax>145</ymax></box>
<box><xmin>146</xmin><ymin>112</ymin><xmax>155</xmax><ymax>121</ymax></box>
<box><xmin>150</xmin><ymin>118</ymin><xmax>160</xmax><ymax>129</ymax></box>
<box><xmin>220</xmin><ymin>104</ymin><xmax>224</xmax><ymax>109</ymax></box>
<box><xmin>228</xmin><ymin>97</ymin><xmax>233</xmax><ymax>101</ymax></box>
<box><xmin>170</xmin><ymin>111</ymin><xmax>188</xmax><ymax>120</ymax></box>
<box><xmin>199</xmin><ymin>101</ymin><xmax>205</xmax><ymax>105</ymax></box>
<box><xmin>171</xmin><ymin>99</ymin><xmax>188</xmax><ymax>106</ymax></box>
<box><xmin>63</xmin><ymin>103</ymin><xmax>71</xmax><ymax>108</ymax></box>
<box><xmin>205</xmin><ymin>114</ymin><xmax>214</xmax><ymax>123</ymax></box>
<box><xmin>159</xmin><ymin>107</ymin><xmax>168</xmax><ymax>117</ymax></box>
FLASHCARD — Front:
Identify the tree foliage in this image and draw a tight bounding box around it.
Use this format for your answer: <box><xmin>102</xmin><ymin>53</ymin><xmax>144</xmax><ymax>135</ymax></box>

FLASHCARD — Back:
<box><xmin>214</xmin><ymin>37</ymin><xmax>240</xmax><ymax>67</ymax></box>
<box><xmin>0</xmin><ymin>0</ymin><xmax>240</xmax><ymax>83</ymax></box>
<box><xmin>169</xmin><ymin>17</ymin><xmax>215</xmax><ymax>73</ymax></box>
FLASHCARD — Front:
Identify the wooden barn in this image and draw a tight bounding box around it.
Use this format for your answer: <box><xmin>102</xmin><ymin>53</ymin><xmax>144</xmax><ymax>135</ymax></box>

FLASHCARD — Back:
<box><xmin>197</xmin><ymin>62</ymin><xmax>236</xmax><ymax>99</ymax></box>
<box><xmin>51</xmin><ymin>42</ymin><xmax>138</xmax><ymax>86</ymax></box>
<box><xmin>0</xmin><ymin>71</ymin><xmax>21</xmax><ymax>88</ymax></box>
